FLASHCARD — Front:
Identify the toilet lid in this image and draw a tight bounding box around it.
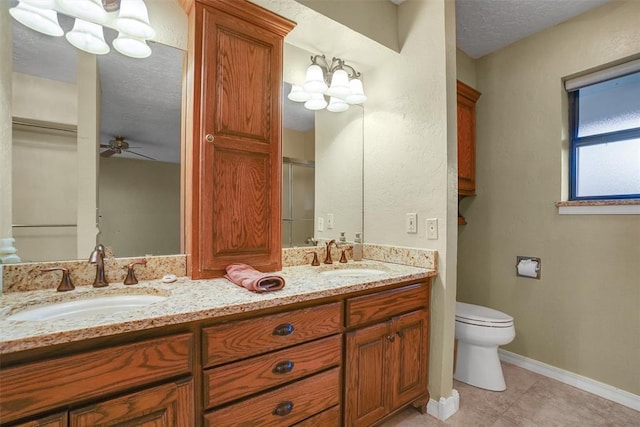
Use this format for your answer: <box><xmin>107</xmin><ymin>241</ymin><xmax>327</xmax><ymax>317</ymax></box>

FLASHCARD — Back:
<box><xmin>455</xmin><ymin>302</ymin><xmax>514</xmax><ymax>327</ymax></box>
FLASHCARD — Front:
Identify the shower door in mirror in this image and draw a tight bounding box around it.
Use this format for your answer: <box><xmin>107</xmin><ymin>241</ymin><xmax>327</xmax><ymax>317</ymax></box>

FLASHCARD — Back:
<box><xmin>282</xmin><ymin>158</ymin><xmax>315</xmax><ymax>248</ymax></box>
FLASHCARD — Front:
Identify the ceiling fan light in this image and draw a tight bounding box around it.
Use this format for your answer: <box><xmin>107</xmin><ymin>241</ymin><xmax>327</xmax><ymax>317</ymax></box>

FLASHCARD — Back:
<box><xmin>287</xmin><ymin>84</ymin><xmax>311</xmax><ymax>102</ymax></box>
<box><xmin>115</xmin><ymin>0</ymin><xmax>156</xmax><ymax>39</ymax></box>
<box><xmin>304</xmin><ymin>92</ymin><xmax>328</xmax><ymax>111</ymax></box>
<box><xmin>345</xmin><ymin>78</ymin><xmax>367</xmax><ymax>104</ymax></box>
<box><xmin>10</xmin><ymin>2</ymin><xmax>63</xmax><ymax>37</ymax></box>
<box><xmin>113</xmin><ymin>33</ymin><xmax>151</xmax><ymax>58</ymax></box>
<box><xmin>325</xmin><ymin>69</ymin><xmax>351</xmax><ymax>99</ymax></box>
<box><xmin>303</xmin><ymin>64</ymin><xmax>328</xmax><ymax>94</ymax></box>
<box><xmin>66</xmin><ymin>19</ymin><xmax>110</xmax><ymax>55</ymax></box>
<box><xmin>57</xmin><ymin>0</ymin><xmax>108</xmax><ymax>23</ymax></box>
<box><xmin>327</xmin><ymin>96</ymin><xmax>349</xmax><ymax>113</ymax></box>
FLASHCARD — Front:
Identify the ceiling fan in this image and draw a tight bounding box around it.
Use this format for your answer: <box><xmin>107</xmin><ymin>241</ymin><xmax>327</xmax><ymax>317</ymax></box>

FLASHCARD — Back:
<box><xmin>100</xmin><ymin>136</ymin><xmax>155</xmax><ymax>160</ymax></box>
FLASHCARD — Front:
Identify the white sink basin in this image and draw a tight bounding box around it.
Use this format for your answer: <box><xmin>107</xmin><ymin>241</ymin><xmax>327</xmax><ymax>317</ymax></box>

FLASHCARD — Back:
<box><xmin>8</xmin><ymin>295</ymin><xmax>167</xmax><ymax>322</ymax></box>
<box><xmin>320</xmin><ymin>268</ymin><xmax>386</xmax><ymax>278</ymax></box>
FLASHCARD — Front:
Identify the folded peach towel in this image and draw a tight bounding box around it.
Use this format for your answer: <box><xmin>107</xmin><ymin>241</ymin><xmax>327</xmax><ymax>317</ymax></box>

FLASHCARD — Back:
<box><xmin>224</xmin><ymin>263</ymin><xmax>285</xmax><ymax>292</ymax></box>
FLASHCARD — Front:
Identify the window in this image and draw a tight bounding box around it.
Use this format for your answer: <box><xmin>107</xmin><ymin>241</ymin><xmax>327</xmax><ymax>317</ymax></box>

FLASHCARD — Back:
<box><xmin>566</xmin><ymin>63</ymin><xmax>640</xmax><ymax>200</ymax></box>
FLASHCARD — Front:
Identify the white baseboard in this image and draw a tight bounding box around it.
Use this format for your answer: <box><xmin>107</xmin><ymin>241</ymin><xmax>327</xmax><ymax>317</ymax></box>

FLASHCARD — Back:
<box><xmin>426</xmin><ymin>389</ymin><xmax>459</xmax><ymax>420</ymax></box>
<box><xmin>499</xmin><ymin>349</ymin><xmax>640</xmax><ymax>412</ymax></box>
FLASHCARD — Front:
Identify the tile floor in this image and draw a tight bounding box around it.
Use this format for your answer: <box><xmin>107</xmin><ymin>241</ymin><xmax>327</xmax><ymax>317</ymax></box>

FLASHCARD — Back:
<box><xmin>381</xmin><ymin>362</ymin><xmax>640</xmax><ymax>426</ymax></box>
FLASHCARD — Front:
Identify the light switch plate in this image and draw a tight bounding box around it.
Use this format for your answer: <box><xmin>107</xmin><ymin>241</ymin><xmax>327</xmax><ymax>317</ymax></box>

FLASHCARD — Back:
<box><xmin>426</xmin><ymin>218</ymin><xmax>438</xmax><ymax>239</ymax></box>
<box><xmin>317</xmin><ymin>216</ymin><xmax>324</xmax><ymax>232</ymax></box>
<box><xmin>406</xmin><ymin>213</ymin><xmax>417</xmax><ymax>234</ymax></box>
<box><xmin>327</xmin><ymin>213</ymin><xmax>334</xmax><ymax>229</ymax></box>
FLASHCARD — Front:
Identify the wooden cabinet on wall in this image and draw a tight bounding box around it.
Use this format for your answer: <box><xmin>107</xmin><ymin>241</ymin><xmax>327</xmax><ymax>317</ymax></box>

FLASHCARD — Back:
<box><xmin>457</xmin><ymin>80</ymin><xmax>481</xmax><ymax>224</ymax></box>
<box><xmin>344</xmin><ymin>283</ymin><xmax>430</xmax><ymax>426</ymax></box>
<box><xmin>183</xmin><ymin>0</ymin><xmax>295</xmax><ymax>278</ymax></box>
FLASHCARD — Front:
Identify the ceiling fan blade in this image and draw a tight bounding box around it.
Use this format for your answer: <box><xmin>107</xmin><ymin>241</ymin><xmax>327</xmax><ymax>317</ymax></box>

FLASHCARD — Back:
<box><xmin>125</xmin><ymin>149</ymin><xmax>156</xmax><ymax>161</ymax></box>
<box><xmin>100</xmin><ymin>149</ymin><xmax>117</xmax><ymax>158</ymax></box>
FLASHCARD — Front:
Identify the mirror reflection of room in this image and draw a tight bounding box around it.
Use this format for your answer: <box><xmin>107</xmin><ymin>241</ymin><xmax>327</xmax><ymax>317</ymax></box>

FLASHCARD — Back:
<box><xmin>10</xmin><ymin>12</ymin><xmax>183</xmax><ymax>262</ymax></box>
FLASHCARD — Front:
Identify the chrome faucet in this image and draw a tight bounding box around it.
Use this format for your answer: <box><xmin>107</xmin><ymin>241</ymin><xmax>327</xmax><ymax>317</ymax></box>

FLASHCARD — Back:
<box><xmin>89</xmin><ymin>244</ymin><xmax>108</xmax><ymax>287</ymax></box>
<box><xmin>324</xmin><ymin>239</ymin><xmax>338</xmax><ymax>264</ymax></box>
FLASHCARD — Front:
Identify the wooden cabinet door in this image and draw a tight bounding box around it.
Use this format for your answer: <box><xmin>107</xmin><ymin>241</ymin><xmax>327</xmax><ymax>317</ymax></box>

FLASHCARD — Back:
<box><xmin>14</xmin><ymin>412</ymin><xmax>68</xmax><ymax>427</ymax></box>
<box><xmin>186</xmin><ymin>1</ymin><xmax>294</xmax><ymax>278</ymax></box>
<box><xmin>390</xmin><ymin>310</ymin><xmax>429</xmax><ymax>410</ymax></box>
<box><xmin>69</xmin><ymin>379</ymin><xmax>193</xmax><ymax>427</ymax></box>
<box><xmin>457</xmin><ymin>80</ymin><xmax>481</xmax><ymax>196</ymax></box>
<box><xmin>344</xmin><ymin>321</ymin><xmax>392</xmax><ymax>427</ymax></box>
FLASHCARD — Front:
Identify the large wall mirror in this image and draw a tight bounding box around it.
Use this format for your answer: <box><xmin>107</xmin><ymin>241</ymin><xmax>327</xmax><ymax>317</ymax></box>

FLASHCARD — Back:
<box><xmin>6</xmin><ymin>0</ymin><xmax>365</xmax><ymax>262</ymax></box>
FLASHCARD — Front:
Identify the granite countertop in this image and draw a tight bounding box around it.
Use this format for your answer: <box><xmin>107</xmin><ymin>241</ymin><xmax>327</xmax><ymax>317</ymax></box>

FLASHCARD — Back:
<box><xmin>0</xmin><ymin>260</ymin><xmax>435</xmax><ymax>355</ymax></box>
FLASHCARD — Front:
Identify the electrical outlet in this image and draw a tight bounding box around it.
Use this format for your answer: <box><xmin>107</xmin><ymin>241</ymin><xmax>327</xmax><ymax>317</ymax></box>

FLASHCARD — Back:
<box><xmin>406</xmin><ymin>213</ymin><xmax>417</xmax><ymax>234</ymax></box>
<box><xmin>426</xmin><ymin>218</ymin><xmax>438</xmax><ymax>240</ymax></box>
<box><xmin>327</xmin><ymin>213</ymin><xmax>334</xmax><ymax>229</ymax></box>
<box><xmin>317</xmin><ymin>216</ymin><xmax>324</xmax><ymax>232</ymax></box>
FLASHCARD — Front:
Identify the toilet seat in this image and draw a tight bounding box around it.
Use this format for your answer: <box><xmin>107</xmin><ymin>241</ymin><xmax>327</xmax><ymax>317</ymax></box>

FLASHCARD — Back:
<box><xmin>456</xmin><ymin>302</ymin><xmax>513</xmax><ymax>328</ymax></box>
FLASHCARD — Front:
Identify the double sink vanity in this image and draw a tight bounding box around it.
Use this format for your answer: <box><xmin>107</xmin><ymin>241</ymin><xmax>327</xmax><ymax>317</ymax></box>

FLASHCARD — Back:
<box><xmin>0</xmin><ymin>254</ymin><xmax>436</xmax><ymax>426</ymax></box>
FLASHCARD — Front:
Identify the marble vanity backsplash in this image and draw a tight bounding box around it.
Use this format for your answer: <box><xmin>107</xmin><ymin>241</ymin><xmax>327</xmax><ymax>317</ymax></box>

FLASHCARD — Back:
<box><xmin>2</xmin><ymin>244</ymin><xmax>436</xmax><ymax>293</ymax></box>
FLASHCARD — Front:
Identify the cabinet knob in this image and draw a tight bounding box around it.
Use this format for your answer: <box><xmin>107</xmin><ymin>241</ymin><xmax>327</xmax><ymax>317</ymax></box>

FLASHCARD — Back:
<box><xmin>273</xmin><ymin>323</ymin><xmax>295</xmax><ymax>336</ymax></box>
<box><xmin>386</xmin><ymin>335</ymin><xmax>396</xmax><ymax>342</ymax></box>
<box><xmin>273</xmin><ymin>401</ymin><xmax>294</xmax><ymax>416</ymax></box>
<box><xmin>273</xmin><ymin>360</ymin><xmax>295</xmax><ymax>374</ymax></box>
<box><xmin>205</xmin><ymin>134</ymin><xmax>215</xmax><ymax>143</ymax></box>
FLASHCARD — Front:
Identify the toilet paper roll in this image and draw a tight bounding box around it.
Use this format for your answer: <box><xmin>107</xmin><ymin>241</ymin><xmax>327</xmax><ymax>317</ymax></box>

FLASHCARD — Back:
<box><xmin>517</xmin><ymin>259</ymin><xmax>538</xmax><ymax>277</ymax></box>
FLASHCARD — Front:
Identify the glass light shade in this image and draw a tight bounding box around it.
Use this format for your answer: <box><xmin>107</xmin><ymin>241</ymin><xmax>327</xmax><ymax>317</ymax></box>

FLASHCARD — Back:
<box><xmin>327</xmin><ymin>97</ymin><xmax>349</xmax><ymax>113</ymax></box>
<box><xmin>65</xmin><ymin>19</ymin><xmax>110</xmax><ymax>55</ymax></box>
<box><xmin>304</xmin><ymin>93</ymin><xmax>328</xmax><ymax>111</ymax></box>
<box><xmin>345</xmin><ymin>78</ymin><xmax>367</xmax><ymax>104</ymax></box>
<box><xmin>57</xmin><ymin>0</ymin><xmax>107</xmax><ymax>23</ymax></box>
<box><xmin>9</xmin><ymin>2</ymin><xmax>63</xmax><ymax>37</ymax></box>
<box><xmin>287</xmin><ymin>85</ymin><xmax>311</xmax><ymax>102</ymax></box>
<box><xmin>303</xmin><ymin>64</ymin><xmax>328</xmax><ymax>94</ymax></box>
<box><xmin>325</xmin><ymin>69</ymin><xmax>351</xmax><ymax>99</ymax></box>
<box><xmin>115</xmin><ymin>0</ymin><xmax>156</xmax><ymax>39</ymax></box>
<box><xmin>113</xmin><ymin>33</ymin><xmax>151</xmax><ymax>58</ymax></box>
<box><xmin>19</xmin><ymin>0</ymin><xmax>57</xmax><ymax>8</ymax></box>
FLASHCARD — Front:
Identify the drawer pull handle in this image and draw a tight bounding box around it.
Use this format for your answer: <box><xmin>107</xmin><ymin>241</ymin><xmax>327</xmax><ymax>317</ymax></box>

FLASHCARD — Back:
<box><xmin>273</xmin><ymin>360</ymin><xmax>295</xmax><ymax>374</ymax></box>
<box><xmin>273</xmin><ymin>401</ymin><xmax>294</xmax><ymax>416</ymax></box>
<box><xmin>273</xmin><ymin>323</ymin><xmax>295</xmax><ymax>336</ymax></box>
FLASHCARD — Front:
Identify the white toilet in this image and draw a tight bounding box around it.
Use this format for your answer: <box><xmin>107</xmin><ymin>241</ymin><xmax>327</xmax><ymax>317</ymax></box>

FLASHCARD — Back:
<box><xmin>454</xmin><ymin>302</ymin><xmax>515</xmax><ymax>391</ymax></box>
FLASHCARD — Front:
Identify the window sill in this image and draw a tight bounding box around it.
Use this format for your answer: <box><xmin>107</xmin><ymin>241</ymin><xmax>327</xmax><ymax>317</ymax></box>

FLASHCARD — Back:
<box><xmin>555</xmin><ymin>200</ymin><xmax>640</xmax><ymax>215</ymax></box>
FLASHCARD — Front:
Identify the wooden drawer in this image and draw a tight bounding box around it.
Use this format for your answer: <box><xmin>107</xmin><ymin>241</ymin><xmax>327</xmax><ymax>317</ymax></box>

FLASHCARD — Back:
<box><xmin>203</xmin><ymin>302</ymin><xmax>341</xmax><ymax>367</ymax></box>
<box><xmin>204</xmin><ymin>335</ymin><xmax>341</xmax><ymax>408</ymax></box>
<box><xmin>346</xmin><ymin>282</ymin><xmax>429</xmax><ymax>327</ymax></box>
<box><xmin>0</xmin><ymin>333</ymin><xmax>193</xmax><ymax>423</ymax></box>
<box><xmin>204</xmin><ymin>367</ymin><xmax>340</xmax><ymax>426</ymax></box>
<box><xmin>294</xmin><ymin>405</ymin><xmax>341</xmax><ymax>426</ymax></box>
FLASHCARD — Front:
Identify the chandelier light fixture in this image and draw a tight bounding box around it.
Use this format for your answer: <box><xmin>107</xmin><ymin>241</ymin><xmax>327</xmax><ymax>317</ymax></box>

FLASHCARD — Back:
<box><xmin>9</xmin><ymin>0</ymin><xmax>156</xmax><ymax>59</ymax></box>
<box><xmin>288</xmin><ymin>54</ymin><xmax>367</xmax><ymax>113</ymax></box>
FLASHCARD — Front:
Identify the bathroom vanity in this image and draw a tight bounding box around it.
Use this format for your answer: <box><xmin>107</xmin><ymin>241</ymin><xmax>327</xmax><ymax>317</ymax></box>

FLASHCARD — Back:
<box><xmin>0</xmin><ymin>261</ymin><xmax>435</xmax><ymax>426</ymax></box>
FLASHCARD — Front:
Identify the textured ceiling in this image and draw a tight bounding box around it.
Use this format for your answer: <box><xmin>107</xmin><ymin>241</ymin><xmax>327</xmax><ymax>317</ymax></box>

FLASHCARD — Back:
<box><xmin>456</xmin><ymin>0</ymin><xmax>610</xmax><ymax>58</ymax></box>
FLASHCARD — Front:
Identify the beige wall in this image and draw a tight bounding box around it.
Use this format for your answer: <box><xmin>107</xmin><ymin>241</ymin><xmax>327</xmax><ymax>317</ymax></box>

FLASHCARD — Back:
<box><xmin>282</xmin><ymin>128</ymin><xmax>314</xmax><ymax>161</ymax></box>
<box><xmin>99</xmin><ymin>157</ymin><xmax>180</xmax><ymax>258</ymax></box>
<box><xmin>456</xmin><ymin>49</ymin><xmax>477</xmax><ymax>88</ymax></box>
<box><xmin>458</xmin><ymin>1</ymin><xmax>640</xmax><ymax>394</ymax></box>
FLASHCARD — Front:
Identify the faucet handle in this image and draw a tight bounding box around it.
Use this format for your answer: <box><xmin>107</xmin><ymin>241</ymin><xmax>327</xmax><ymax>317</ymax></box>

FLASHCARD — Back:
<box><xmin>305</xmin><ymin>251</ymin><xmax>320</xmax><ymax>266</ymax></box>
<box><xmin>41</xmin><ymin>267</ymin><xmax>75</xmax><ymax>292</ymax></box>
<box><xmin>124</xmin><ymin>260</ymin><xmax>147</xmax><ymax>285</ymax></box>
<box><xmin>339</xmin><ymin>248</ymin><xmax>349</xmax><ymax>263</ymax></box>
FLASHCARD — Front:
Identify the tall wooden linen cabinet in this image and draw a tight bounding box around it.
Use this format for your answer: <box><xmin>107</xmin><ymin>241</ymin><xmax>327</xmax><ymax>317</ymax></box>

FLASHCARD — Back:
<box><xmin>181</xmin><ymin>0</ymin><xmax>295</xmax><ymax>278</ymax></box>
<box><xmin>457</xmin><ymin>80</ymin><xmax>481</xmax><ymax>224</ymax></box>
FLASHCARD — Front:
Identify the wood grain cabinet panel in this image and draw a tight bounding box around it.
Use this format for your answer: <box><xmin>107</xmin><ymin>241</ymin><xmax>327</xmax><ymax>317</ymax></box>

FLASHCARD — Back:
<box><xmin>0</xmin><ymin>333</ymin><xmax>193</xmax><ymax>423</ymax></box>
<box><xmin>185</xmin><ymin>0</ymin><xmax>295</xmax><ymax>278</ymax></box>
<box><xmin>202</xmin><ymin>302</ymin><xmax>341</xmax><ymax>367</ymax></box>
<box><xmin>457</xmin><ymin>80</ymin><xmax>481</xmax><ymax>224</ymax></box>
<box><xmin>204</xmin><ymin>368</ymin><xmax>340</xmax><ymax>427</ymax></box>
<box><xmin>69</xmin><ymin>379</ymin><xmax>194</xmax><ymax>427</ymax></box>
<box><xmin>293</xmin><ymin>406</ymin><xmax>341</xmax><ymax>426</ymax></box>
<box><xmin>13</xmin><ymin>413</ymin><xmax>68</xmax><ymax>427</ymax></box>
<box><xmin>204</xmin><ymin>335</ymin><xmax>341</xmax><ymax>408</ymax></box>
<box><xmin>345</xmin><ymin>282</ymin><xmax>431</xmax><ymax>426</ymax></box>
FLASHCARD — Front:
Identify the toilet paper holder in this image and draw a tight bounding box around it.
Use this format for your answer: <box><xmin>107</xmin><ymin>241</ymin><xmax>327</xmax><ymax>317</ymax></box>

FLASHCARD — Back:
<box><xmin>516</xmin><ymin>256</ymin><xmax>541</xmax><ymax>279</ymax></box>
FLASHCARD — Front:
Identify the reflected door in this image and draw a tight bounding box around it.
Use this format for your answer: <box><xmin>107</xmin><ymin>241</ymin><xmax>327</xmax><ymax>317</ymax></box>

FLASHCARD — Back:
<box><xmin>282</xmin><ymin>159</ymin><xmax>314</xmax><ymax>248</ymax></box>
